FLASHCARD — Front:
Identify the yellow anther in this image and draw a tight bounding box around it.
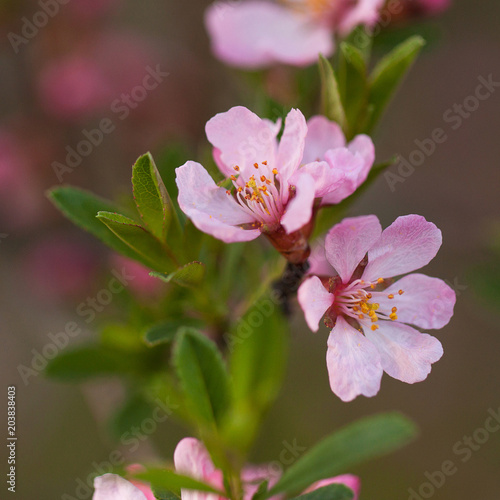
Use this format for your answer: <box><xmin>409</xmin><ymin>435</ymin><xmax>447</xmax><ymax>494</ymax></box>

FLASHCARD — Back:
<box><xmin>398</xmin><ymin>289</ymin><xmax>404</xmax><ymax>295</ymax></box>
<box><xmin>368</xmin><ymin>310</ymin><xmax>376</xmax><ymax>317</ymax></box>
<box><xmin>253</xmin><ymin>163</ymin><xmax>259</xmax><ymax>168</ymax></box>
<box><xmin>272</xmin><ymin>168</ymin><xmax>278</xmax><ymax>175</ymax></box>
<box><xmin>237</xmin><ymin>187</ymin><xmax>243</xmax><ymax>192</ymax></box>
<box><xmin>358</xmin><ymin>314</ymin><xmax>364</xmax><ymax>319</ymax></box>
<box><xmin>226</xmin><ymin>190</ymin><xmax>231</xmax><ymax>195</ymax></box>
<box><xmin>366</xmin><ymin>293</ymin><xmax>373</xmax><ymax>299</ymax></box>
<box><xmin>388</xmin><ymin>294</ymin><xmax>394</xmax><ymax>299</ymax></box>
<box><xmin>262</xmin><ymin>161</ymin><xmax>268</xmax><ymax>165</ymax></box>
<box><xmin>353</xmin><ymin>306</ymin><xmax>359</xmax><ymax>312</ymax></box>
<box><xmin>260</xmin><ymin>175</ymin><xmax>266</xmax><ymax>182</ymax></box>
<box><xmin>371</xmin><ymin>324</ymin><xmax>379</xmax><ymax>331</ymax></box>
<box><xmin>391</xmin><ymin>307</ymin><xmax>397</xmax><ymax>313</ymax></box>
<box><xmin>377</xmin><ymin>278</ymin><xmax>384</xmax><ymax>284</ymax></box>
<box><xmin>372</xmin><ymin>303</ymin><xmax>380</xmax><ymax>311</ymax></box>
<box><xmin>230</xmin><ymin>175</ymin><xmax>237</xmax><ymax>181</ymax></box>
<box><xmin>360</xmin><ymin>303</ymin><xmax>369</xmax><ymax>313</ymax></box>
<box><xmin>390</xmin><ymin>313</ymin><xmax>398</xmax><ymax>321</ymax></box>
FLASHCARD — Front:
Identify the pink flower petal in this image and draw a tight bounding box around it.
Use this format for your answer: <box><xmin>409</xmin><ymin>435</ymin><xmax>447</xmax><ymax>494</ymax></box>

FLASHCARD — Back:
<box><xmin>174</xmin><ymin>438</ymin><xmax>223</xmax><ymax>500</ymax></box>
<box><xmin>338</xmin><ymin>0</ymin><xmax>385</xmax><ymax>34</ymax></box>
<box><xmin>206</xmin><ymin>106</ymin><xmax>278</xmax><ymax>177</ymax></box>
<box><xmin>364</xmin><ymin>321</ymin><xmax>443</xmax><ymax>384</ymax></box>
<box><xmin>363</xmin><ymin>215</ymin><xmax>442</xmax><ymax>281</ymax></box>
<box><xmin>176</xmin><ymin>161</ymin><xmax>260</xmax><ymax>243</ymax></box>
<box><xmin>306</xmin><ymin>474</ymin><xmax>360</xmax><ymax>500</ymax></box>
<box><xmin>281</xmin><ymin>171</ymin><xmax>316</xmax><ymax>233</ymax></box>
<box><xmin>378</xmin><ymin>274</ymin><xmax>456</xmax><ymax>329</ymax></box>
<box><xmin>308</xmin><ymin>237</ymin><xmax>336</xmax><ymax>277</ymax></box>
<box><xmin>320</xmin><ymin>142</ymin><xmax>372</xmax><ymax>205</ymax></box>
<box><xmin>297</xmin><ymin>160</ymin><xmax>345</xmax><ymax>198</ymax></box>
<box><xmin>93</xmin><ymin>474</ymin><xmax>147</xmax><ymax>500</ymax></box>
<box><xmin>302</xmin><ymin>116</ymin><xmax>346</xmax><ymax>165</ymax></box>
<box><xmin>241</xmin><ymin>464</ymin><xmax>281</xmax><ymax>500</ymax></box>
<box><xmin>326</xmin><ymin>316</ymin><xmax>383</xmax><ymax>402</ymax></box>
<box><xmin>297</xmin><ymin>276</ymin><xmax>334</xmax><ymax>332</ymax></box>
<box><xmin>277</xmin><ymin>109</ymin><xmax>308</xmax><ymax>198</ymax></box>
<box><xmin>347</xmin><ymin>134</ymin><xmax>375</xmax><ymax>177</ymax></box>
<box><xmin>324</xmin><ymin>215</ymin><xmax>382</xmax><ymax>283</ymax></box>
<box><xmin>205</xmin><ymin>1</ymin><xmax>334</xmax><ymax>69</ymax></box>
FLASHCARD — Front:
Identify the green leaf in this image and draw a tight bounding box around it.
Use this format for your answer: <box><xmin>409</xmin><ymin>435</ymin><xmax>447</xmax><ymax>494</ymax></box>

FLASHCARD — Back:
<box><xmin>97</xmin><ymin>211</ymin><xmax>177</xmax><ymax>272</ymax></box>
<box><xmin>134</xmin><ymin>469</ymin><xmax>226</xmax><ymax>497</ymax></box>
<box><xmin>132</xmin><ymin>152</ymin><xmax>177</xmax><ymax>241</ymax></box>
<box><xmin>364</xmin><ymin>35</ymin><xmax>425</xmax><ymax>133</ymax></box>
<box><xmin>144</xmin><ymin>319</ymin><xmax>204</xmax><ymax>346</ymax></box>
<box><xmin>109</xmin><ymin>393</ymin><xmax>154</xmax><ymax>439</ymax></box>
<box><xmin>48</xmin><ymin>186</ymin><xmax>156</xmax><ymax>268</ymax></box>
<box><xmin>173</xmin><ymin>328</ymin><xmax>231</xmax><ymax>428</ymax></box>
<box><xmin>267</xmin><ymin>412</ymin><xmax>417</xmax><ymax>497</ymax></box>
<box><xmin>318</xmin><ymin>54</ymin><xmax>346</xmax><ymax>129</ymax></box>
<box><xmin>45</xmin><ymin>346</ymin><xmax>145</xmax><ymax>381</ymax></box>
<box><xmin>152</xmin><ymin>487</ymin><xmax>180</xmax><ymax>500</ymax></box>
<box><xmin>150</xmin><ymin>262</ymin><xmax>206</xmax><ymax>288</ymax></box>
<box><xmin>344</xmin><ymin>25</ymin><xmax>372</xmax><ymax>63</ymax></box>
<box><xmin>338</xmin><ymin>42</ymin><xmax>368</xmax><ymax>139</ymax></box>
<box><xmin>223</xmin><ymin>290</ymin><xmax>288</xmax><ymax>452</ymax></box>
<box><xmin>291</xmin><ymin>484</ymin><xmax>354</xmax><ymax>500</ymax></box>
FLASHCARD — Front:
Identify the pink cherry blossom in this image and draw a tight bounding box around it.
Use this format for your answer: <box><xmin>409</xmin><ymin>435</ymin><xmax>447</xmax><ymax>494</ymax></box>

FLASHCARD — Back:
<box><xmin>298</xmin><ymin>214</ymin><xmax>456</xmax><ymax>402</ymax></box>
<box><xmin>176</xmin><ymin>107</ymin><xmax>373</xmax><ymax>261</ymax></box>
<box><xmin>205</xmin><ymin>0</ymin><xmax>384</xmax><ymax>68</ymax></box>
<box><xmin>92</xmin><ymin>438</ymin><xmax>360</xmax><ymax>499</ymax></box>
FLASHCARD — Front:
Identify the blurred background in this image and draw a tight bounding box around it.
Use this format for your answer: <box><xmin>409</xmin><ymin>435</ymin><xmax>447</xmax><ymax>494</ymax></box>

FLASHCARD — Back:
<box><xmin>1</xmin><ymin>0</ymin><xmax>499</xmax><ymax>498</ymax></box>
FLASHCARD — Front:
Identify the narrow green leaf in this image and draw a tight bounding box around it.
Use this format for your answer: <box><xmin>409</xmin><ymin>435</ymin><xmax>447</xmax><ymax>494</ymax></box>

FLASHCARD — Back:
<box><xmin>132</xmin><ymin>152</ymin><xmax>176</xmax><ymax>241</ymax></box>
<box><xmin>318</xmin><ymin>54</ymin><xmax>346</xmax><ymax>129</ymax></box>
<box><xmin>291</xmin><ymin>484</ymin><xmax>354</xmax><ymax>500</ymax></box>
<box><xmin>48</xmin><ymin>186</ymin><xmax>156</xmax><ymax>268</ymax></box>
<box><xmin>150</xmin><ymin>261</ymin><xmax>206</xmax><ymax>288</ymax></box>
<box><xmin>223</xmin><ymin>290</ymin><xmax>288</xmax><ymax>451</ymax></box>
<box><xmin>268</xmin><ymin>412</ymin><xmax>417</xmax><ymax>497</ymax></box>
<box><xmin>45</xmin><ymin>346</ymin><xmax>145</xmax><ymax>381</ymax></box>
<box><xmin>134</xmin><ymin>469</ymin><xmax>226</xmax><ymax>497</ymax></box>
<box><xmin>364</xmin><ymin>36</ymin><xmax>425</xmax><ymax>133</ymax></box>
<box><xmin>173</xmin><ymin>328</ymin><xmax>231</xmax><ymax>427</ymax></box>
<box><xmin>338</xmin><ymin>42</ymin><xmax>368</xmax><ymax>138</ymax></box>
<box><xmin>152</xmin><ymin>487</ymin><xmax>180</xmax><ymax>500</ymax></box>
<box><xmin>97</xmin><ymin>211</ymin><xmax>177</xmax><ymax>272</ymax></box>
<box><xmin>144</xmin><ymin>319</ymin><xmax>204</xmax><ymax>346</ymax></box>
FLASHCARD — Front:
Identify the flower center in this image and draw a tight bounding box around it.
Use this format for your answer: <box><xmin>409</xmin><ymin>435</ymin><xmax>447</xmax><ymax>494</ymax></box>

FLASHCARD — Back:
<box><xmin>225</xmin><ymin>161</ymin><xmax>284</xmax><ymax>227</ymax></box>
<box><xmin>335</xmin><ymin>278</ymin><xmax>405</xmax><ymax>331</ymax></box>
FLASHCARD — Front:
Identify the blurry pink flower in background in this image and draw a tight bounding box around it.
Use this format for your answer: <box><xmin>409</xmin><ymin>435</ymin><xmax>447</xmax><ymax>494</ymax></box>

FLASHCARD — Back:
<box><xmin>24</xmin><ymin>236</ymin><xmax>98</xmax><ymax>300</ymax></box>
<box><xmin>110</xmin><ymin>255</ymin><xmax>163</xmax><ymax>300</ymax></box>
<box><xmin>68</xmin><ymin>0</ymin><xmax>120</xmax><ymax>22</ymax></box>
<box><xmin>205</xmin><ymin>0</ymin><xmax>384</xmax><ymax>68</ymax></box>
<box><xmin>298</xmin><ymin>214</ymin><xmax>455</xmax><ymax>401</ymax></box>
<box><xmin>0</xmin><ymin>126</ymin><xmax>54</xmax><ymax>230</ymax></box>
<box><xmin>413</xmin><ymin>0</ymin><xmax>450</xmax><ymax>15</ymax></box>
<box><xmin>176</xmin><ymin>107</ymin><xmax>373</xmax><ymax>247</ymax></box>
<box><xmin>38</xmin><ymin>57</ymin><xmax>113</xmax><ymax>121</ymax></box>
